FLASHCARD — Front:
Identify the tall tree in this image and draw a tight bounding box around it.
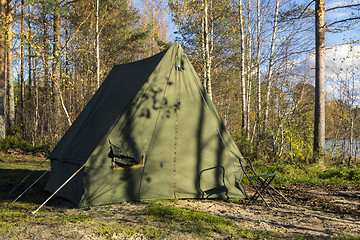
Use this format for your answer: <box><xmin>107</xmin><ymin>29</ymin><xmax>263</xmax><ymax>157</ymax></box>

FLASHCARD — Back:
<box><xmin>5</xmin><ymin>0</ymin><xmax>14</xmax><ymax>129</ymax></box>
<box><xmin>0</xmin><ymin>0</ymin><xmax>8</xmax><ymax>139</ymax></box>
<box><xmin>314</xmin><ymin>0</ymin><xmax>326</xmax><ymax>161</ymax></box>
<box><xmin>20</xmin><ymin>0</ymin><xmax>25</xmax><ymax>133</ymax></box>
<box><xmin>52</xmin><ymin>0</ymin><xmax>62</xmax><ymax>137</ymax></box>
<box><xmin>255</xmin><ymin>0</ymin><xmax>262</xmax><ymax>141</ymax></box>
<box><xmin>238</xmin><ymin>0</ymin><xmax>247</xmax><ymax>136</ymax></box>
<box><xmin>314</xmin><ymin>0</ymin><xmax>360</xmax><ymax>161</ymax></box>
<box><xmin>202</xmin><ymin>0</ymin><xmax>213</xmax><ymax>99</ymax></box>
<box><xmin>263</xmin><ymin>0</ymin><xmax>280</xmax><ymax>131</ymax></box>
<box><xmin>95</xmin><ymin>0</ymin><xmax>100</xmax><ymax>89</ymax></box>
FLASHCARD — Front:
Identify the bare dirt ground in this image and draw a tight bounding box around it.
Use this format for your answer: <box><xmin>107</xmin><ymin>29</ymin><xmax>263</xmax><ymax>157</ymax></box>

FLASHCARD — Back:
<box><xmin>15</xmin><ymin>185</ymin><xmax>360</xmax><ymax>239</ymax></box>
<box><xmin>174</xmin><ymin>185</ymin><xmax>360</xmax><ymax>239</ymax></box>
<box><xmin>3</xmin><ymin>182</ymin><xmax>360</xmax><ymax>239</ymax></box>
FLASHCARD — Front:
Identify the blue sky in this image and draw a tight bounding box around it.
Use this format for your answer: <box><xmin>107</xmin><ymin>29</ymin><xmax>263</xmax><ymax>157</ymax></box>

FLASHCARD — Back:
<box><xmin>131</xmin><ymin>0</ymin><xmax>360</xmax><ymax>102</ymax></box>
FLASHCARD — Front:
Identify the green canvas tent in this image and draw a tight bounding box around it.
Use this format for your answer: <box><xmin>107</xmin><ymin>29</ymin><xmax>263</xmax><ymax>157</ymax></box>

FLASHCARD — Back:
<box><xmin>45</xmin><ymin>43</ymin><xmax>246</xmax><ymax>207</ymax></box>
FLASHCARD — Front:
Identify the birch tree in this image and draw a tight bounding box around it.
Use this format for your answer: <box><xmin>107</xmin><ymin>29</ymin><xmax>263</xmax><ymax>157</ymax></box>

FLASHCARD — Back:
<box><xmin>255</xmin><ymin>0</ymin><xmax>262</xmax><ymax>141</ymax></box>
<box><xmin>238</xmin><ymin>0</ymin><xmax>247</xmax><ymax>136</ymax></box>
<box><xmin>263</xmin><ymin>0</ymin><xmax>280</xmax><ymax>131</ymax></box>
<box><xmin>0</xmin><ymin>0</ymin><xmax>6</xmax><ymax>139</ymax></box>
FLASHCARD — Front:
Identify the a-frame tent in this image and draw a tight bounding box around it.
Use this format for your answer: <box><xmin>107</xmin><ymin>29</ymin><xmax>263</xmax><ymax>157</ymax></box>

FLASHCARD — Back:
<box><xmin>45</xmin><ymin>43</ymin><xmax>246</xmax><ymax>207</ymax></box>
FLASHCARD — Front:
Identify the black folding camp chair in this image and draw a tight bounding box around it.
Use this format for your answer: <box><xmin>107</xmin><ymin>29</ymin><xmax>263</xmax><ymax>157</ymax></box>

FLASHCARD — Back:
<box><xmin>238</xmin><ymin>157</ymin><xmax>290</xmax><ymax>208</ymax></box>
<box><xmin>199</xmin><ymin>166</ymin><xmax>229</xmax><ymax>200</ymax></box>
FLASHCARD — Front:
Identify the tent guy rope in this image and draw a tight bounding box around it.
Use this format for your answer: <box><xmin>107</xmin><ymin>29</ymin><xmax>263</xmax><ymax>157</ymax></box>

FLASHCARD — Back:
<box><xmin>32</xmin><ymin>164</ymin><xmax>85</xmax><ymax>215</ymax></box>
<box><xmin>9</xmin><ymin>158</ymin><xmax>49</xmax><ymax>194</ymax></box>
<box><xmin>12</xmin><ymin>166</ymin><xmax>52</xmax><ymax>203</ymax></box>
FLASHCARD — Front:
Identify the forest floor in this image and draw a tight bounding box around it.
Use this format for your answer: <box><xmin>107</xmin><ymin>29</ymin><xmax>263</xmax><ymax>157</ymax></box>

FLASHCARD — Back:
<box><xmin>177</xmin><ymin>185</ymin><xmax>360</xmax><ymax>239</ymax></box>
<box><xmin>1</xmin><ymin>153</ymin><xmax>359</xmax><ymax>239</ymax></box>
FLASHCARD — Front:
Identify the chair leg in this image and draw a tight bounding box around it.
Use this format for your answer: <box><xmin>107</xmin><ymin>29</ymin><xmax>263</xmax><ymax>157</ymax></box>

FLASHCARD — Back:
<box><xmin>245</xmin><ymin>175</ymin><xmax>272</xmax><ymax>208</ymax></box>
<box><xmin>247</xmin><ymin>175</ymin><xmax>280</xmax><ymax>208</ymax></box>
<box><xmin>256</xmin><ymin>177</ymin><xmax>280</xmax><ymax>206</ymax></box>
<box><xmin>256</xmin><ymin>177</ymin><xmax>290</xmax><ymax>205</ymax></box>
<box><xmin>268</xmin><ymin>185</ymin><xmax>291</xmax><ymax>204</ymax></box>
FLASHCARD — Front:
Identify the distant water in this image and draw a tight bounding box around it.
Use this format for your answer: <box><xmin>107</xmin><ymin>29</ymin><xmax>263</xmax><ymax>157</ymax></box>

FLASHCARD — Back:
<box><xmin>326</xmin><ymin>139</ymin><xmax>360</xmax><ymax>157</ymax></box>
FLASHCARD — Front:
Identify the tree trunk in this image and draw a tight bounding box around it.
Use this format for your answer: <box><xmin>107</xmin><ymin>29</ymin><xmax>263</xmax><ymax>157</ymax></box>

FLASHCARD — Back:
<box><xmin>52</xmin><ymin>0</ymin><xmax>62</xmax><ymax>137</ymax></box>
<box><xmin>0</xmin><ymin>0</ymin><xmax>7</xmax><ymax>139</ymax></box>
<box><xmin>33</xmin><ymin>56</ymin><xmax>39</xmax><ymax>144</ymax></box>
<box><xmin>348</xmin><ymin>114</ymin><xmax>353</xmax><ymax>166</ymax></box>
<box><xmin>238</xmin><ymin>0</ymin><xmax>247</xmax><ymax>136</ymax></box>
<box><xmin>314</xmin><ymin>0</ymin><xmax>326</xmax><ymax>162</ymax></box>
<box><xmin>5</xmin><ymin>0</ymin><xmax>14</xmax><ymax>130</ymax></box>
<box><xmin>41</xmin><ymin>3</ymin><xmax>50</xmax><ymax>136</ymax></box>
<box><xmin>255</xmin><ymin>0</ymin><xmax>262</xmax><ymax>142</ymax></box>
<box><xmin>27</xmin><ymin>5</ymin><xmax>33</xmax><ymax>139</ymax></box>
<box><xmin>263</xmin><ymin>0</ymin><xmax>280</xmax><ymax>131</ymax></box>
<box><xmin>20</xmin><ymin>0</ymin><xmax>25</xmax><ymax>134</ymax></box>
<box><xmin>95</xmin><ymin>0</ymin><xmax>100</xmax><ymax>89</ymax></box>
<box><xmin>246</xmin><ymin>0</ymin><xmax>253</xmax><ymax>142</ymax></box>
<box><xmin>203</xmin><ymin>0</ymin><xmax>212</xmax><ymax>99</ymax></box>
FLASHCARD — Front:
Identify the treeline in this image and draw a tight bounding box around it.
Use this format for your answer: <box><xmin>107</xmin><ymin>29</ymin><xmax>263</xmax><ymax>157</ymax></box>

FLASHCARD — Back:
<box><xmin>169</xmin><ymin>0</ymin><xmax>360</xmax><ymax>164</ymax></box>
<box><xmin>0</xmin><ymin>0</ymin><xmax>359</xmax><ymax>164</ymax></box>
<box><xmin>0</xmin><ymin>0</ymin><xmax>170</xmax><ymax>147</ymax></box>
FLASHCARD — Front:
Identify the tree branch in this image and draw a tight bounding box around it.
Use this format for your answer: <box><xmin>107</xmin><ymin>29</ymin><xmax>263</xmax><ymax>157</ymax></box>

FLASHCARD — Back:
<box><xmin>325</xmin><ymin>40</ymin><xmax>360</xmax><ymax>50</ymax></box>
<box><xmin>61</xmin><ymin>14</ymin><xmax>90</xmax><ymax>51</ymax></box>
<box><xmin>326</xmin><ymin>3</ymin><xmax>360</xmax><ymax>12</ymax></box>
<box><xmin>296</xmin><ymin>0</ymin><xmax>315</xmax><ymax>20</ymax></box>
<box><xmin>326</xmin><ymin>17</ymin><xmax>360</xmax><ymax>28</ymax></box>
<box><xmin>326</xmin><ymin>22</ymin><xmax>357</xmax><ymax>32</ymax></box>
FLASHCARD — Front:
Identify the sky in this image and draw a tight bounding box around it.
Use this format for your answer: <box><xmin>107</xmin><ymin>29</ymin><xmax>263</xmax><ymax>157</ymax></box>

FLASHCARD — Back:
<box><xmin>133</xmin><ymin>0</ymin><xmax>360</xmax><ymax>102</ymax></box>
<box><xmin>321</xmin><ymin>0</ymin><xmax>360</xmax><ymax>103</ymax></box>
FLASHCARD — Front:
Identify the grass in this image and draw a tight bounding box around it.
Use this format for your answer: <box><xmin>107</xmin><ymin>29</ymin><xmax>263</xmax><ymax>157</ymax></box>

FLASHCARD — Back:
<box><xmin>255</xmin><ymin>161</ymin><xmax>360</xmax><ymax>187</ymax></box>
<box><xmin>0</xmin><ymin>153</ymin><xmax>285</xmax><ymax>239</ymax></box>
<box><xmin>1</xmin><ymin>152</ymin><xmax>360</xmax><ymax>239</ymax></box>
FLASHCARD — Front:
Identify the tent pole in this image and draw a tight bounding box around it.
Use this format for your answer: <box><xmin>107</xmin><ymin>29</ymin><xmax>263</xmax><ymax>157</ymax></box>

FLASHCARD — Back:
<box><xmin>10</xmin><ymin>158</ymin><xmax>49</xmax><ymax>193</ymax></box>
<box><xmin>31</xmin><ymin>165</ymin><xmax>85</xmax><ymax>215</ymax></box>
<box><xmin>12</xmin><ymin>167</ymin><xmax>52</xmax><ymax>203</ymax></box>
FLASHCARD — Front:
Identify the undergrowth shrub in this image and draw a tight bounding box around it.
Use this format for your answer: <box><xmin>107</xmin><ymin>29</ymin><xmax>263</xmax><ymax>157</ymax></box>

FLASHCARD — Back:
<box><xmin>0</xmin><ymin>128</ymin><xmax>54</xmax><ymax>154</ymax></box>
<box><xmin>319</xmin><ymin>165</ymin><xmax>360</xmax><ymax>181</ymax></box>
<box><xmin>255</xmin><ymin>161</ymin><xmax>360</xmax><ymax>186</ymax></box>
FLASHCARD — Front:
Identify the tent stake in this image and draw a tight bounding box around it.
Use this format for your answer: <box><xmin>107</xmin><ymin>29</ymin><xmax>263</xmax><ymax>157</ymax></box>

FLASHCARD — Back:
<box><xmin>12</xmin><ymin>167</ymin><xmax>52</xmax><ymax>203</ymax></box>
<box><xmin>10</xmin><ymin>159</ymin><xmax>49</xmax><ymax>194</ymax></box>
<box><xmin>32</xmin><ymin>165</ymin><xmax>85</xmax><ymax>215</ymax></box>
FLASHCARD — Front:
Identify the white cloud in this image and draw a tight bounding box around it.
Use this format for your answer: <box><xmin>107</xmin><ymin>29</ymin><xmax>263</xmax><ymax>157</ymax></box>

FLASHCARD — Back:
<box><xmin>325</xmin><ymin>45</ymin><xmax>360</xmax><ymax>104</ymax></box>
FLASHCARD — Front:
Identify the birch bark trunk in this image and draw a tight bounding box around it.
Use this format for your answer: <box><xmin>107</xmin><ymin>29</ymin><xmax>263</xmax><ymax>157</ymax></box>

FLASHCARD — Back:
<box><xmin>238</xmin><ymin>0</ymin><xmax>247</xmax><ymax>136</ymax></box>
<box><xmin>255</xmin><ymin>0</ymin><xmax>262</xmax><ymax>140</ymax></box>
<box><xmin>263</xmin><ymin>0</ymin><xmax>280</xmax><ymax>131</ymax></box>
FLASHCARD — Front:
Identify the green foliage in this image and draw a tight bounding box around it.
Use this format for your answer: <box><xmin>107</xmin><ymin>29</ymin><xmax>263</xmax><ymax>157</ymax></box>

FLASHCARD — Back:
<box><xmin>279</xmin><ymin>3</ymin><xmax>315</xmax><ymax>23</ymax></box>
<box><xmin>0</xmin><ymin>129</ymin><xmax>54</xmax><ymax>154</ymax></box>
<box><xmin>319</xmin><ymin>165</ymin><xmax>360</xmax><ymax>181</ymax></box>
<box><xmin>232</xmin><ymin>130</ymin><xmax>254</xmax><ymax>158</ymax></box>
<box><xmin>256</xmin><ymin>162</ymin><xmax>360</xmax><ymax>186</ymax></box>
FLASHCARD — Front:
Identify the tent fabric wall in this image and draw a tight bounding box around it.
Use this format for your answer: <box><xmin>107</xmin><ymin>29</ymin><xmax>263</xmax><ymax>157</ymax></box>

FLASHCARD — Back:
<box><xmin>45</xmin><ymin>43</ymin><xmax>246</xmax><ymax>207</ymax></box>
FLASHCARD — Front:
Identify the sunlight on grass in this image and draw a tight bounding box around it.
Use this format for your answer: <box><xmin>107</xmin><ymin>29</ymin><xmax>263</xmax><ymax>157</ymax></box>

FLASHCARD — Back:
<box><xmin>140</xmin><ymin>203</ymin><xmax>278</xmax><ymax>239</ymax></box>
<box><xmin>1</xmin><ymin>154</ymin><xmax>359</xmax><ymax>239</ymax></box>
<box><xmin>257</xmin><ymin>162</ymin><xmax>360</xmax><ymax>186</ymax></box>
